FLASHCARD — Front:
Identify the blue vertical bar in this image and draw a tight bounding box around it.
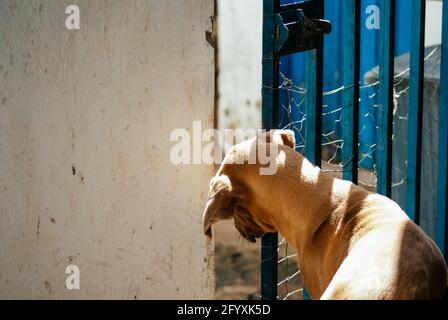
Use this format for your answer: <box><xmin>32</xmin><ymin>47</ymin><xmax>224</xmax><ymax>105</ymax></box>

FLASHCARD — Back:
<box><xmin>406</xmin><ymin>0</ymin><xmax>426</xmax><ymax>224</ymax></box>
<box><xmin>305</xmin><ymin>51</ymin><xmax>323</xmax><ymax>165</ymax></box>
<box><xmin>377</xmin><ymin>0</ymin><xmax>396</xmax><ymax>197</ymax></box>
<box><xmin>342</xmin><ymin>0</ymin><xmax>361</xmax><ymax>184</ymax></box>
<box><xmin>261</xmin><ymin>0</ymin><xmax>279</xmax><ymax>301</ymax></box>
<box><xmin>436</xmin><ymin>0</ymin><xmax>448</xmax><ymax>259</ymax></box>
<box><xmin>303</xmin><ymin>0</ymin><xmax>324</xmax><ymax>301</ymax></box>
<box><xmin>305</xmin><ymin>0</ymin><xmax>324</xmax><ymax>167</ymax></box>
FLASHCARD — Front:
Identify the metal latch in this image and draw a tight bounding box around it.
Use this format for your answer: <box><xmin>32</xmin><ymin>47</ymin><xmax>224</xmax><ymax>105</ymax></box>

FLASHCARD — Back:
<box><xmin>274</xmin><ymin>4</ymin><xmax>332</xmax><ymax>56</ymax></box>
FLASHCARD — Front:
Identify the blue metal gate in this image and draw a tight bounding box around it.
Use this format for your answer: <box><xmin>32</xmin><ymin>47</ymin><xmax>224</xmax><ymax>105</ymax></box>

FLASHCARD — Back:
<box><xmin>261</xmin><ymin>0</ymin><xmax>448</xmax><ymax>300</ymax></box>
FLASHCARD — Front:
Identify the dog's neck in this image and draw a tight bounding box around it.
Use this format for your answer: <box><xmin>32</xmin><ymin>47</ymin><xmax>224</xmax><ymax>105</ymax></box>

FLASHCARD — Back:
<box><xmin>252</xmin><ymin>151</ymin><xmax>352</xmax><ymax>249</ymax></box>
<box><xmin>242</xmin><ymin>147</ymin><xmax>366</xmax><ymax>296</ymax></box>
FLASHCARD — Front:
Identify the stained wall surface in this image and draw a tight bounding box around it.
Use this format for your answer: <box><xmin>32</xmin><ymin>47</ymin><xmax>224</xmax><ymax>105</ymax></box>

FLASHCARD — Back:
<box><xmin>0</xmin><ymin>0</ymin><xmax>215</xmax><ymax>299</ymax></box>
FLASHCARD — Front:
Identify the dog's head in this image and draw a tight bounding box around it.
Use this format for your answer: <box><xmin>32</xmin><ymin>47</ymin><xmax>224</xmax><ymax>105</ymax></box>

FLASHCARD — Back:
<box><xmin>202</xmin><ymin>130</ymin><xmax>296</xmax><ymax>242</ymax></box>
<box><xmin>202</xmin><ymin>174</ymin><xmax>266</xmax><ymax>243</ymax></box>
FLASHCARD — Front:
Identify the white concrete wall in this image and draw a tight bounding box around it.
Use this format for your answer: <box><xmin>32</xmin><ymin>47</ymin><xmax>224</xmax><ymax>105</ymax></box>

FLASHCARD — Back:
<box><xmin>426</xmin><ymin>0</ymin><xmax>443</xmax><ymax>47</ymax></box>
<box><xmin>217</xmin><ymin>0</ymin><xmax>263</xmax><ymax>139</ymax></box>
<box><xmin>0</xmin><ymin>0</ymin><xmax>214</xmax><ymax>299</ymax></box>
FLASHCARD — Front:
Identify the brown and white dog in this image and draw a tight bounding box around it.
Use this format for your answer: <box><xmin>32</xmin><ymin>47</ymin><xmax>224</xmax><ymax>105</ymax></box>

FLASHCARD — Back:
<box><xmin>202</xmin><ymin>130</ymin><xmax>447</xmax><ymax>300</ymax></box>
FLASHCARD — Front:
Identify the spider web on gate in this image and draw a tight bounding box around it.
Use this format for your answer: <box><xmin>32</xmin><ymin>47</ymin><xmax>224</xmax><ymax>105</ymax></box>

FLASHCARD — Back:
<box><xmin>274</xmin><ymin>45</ymin><xmax>441</xmax><ymax>300</ymax></box>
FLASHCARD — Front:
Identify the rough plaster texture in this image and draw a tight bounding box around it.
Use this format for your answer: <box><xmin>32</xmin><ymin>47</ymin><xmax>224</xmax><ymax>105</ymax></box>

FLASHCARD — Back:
<box><xmin>0</xmin><ymin>0</ymin><xmax>215</xmax><ymax>299</ymax></box>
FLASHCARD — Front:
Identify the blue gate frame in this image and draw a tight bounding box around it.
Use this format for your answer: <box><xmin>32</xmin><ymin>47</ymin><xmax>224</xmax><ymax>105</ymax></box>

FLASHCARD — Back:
<box><xmin>261</xmin><ymin>0</ymin><xmax>448</xmax><ymax>300</ymax></box>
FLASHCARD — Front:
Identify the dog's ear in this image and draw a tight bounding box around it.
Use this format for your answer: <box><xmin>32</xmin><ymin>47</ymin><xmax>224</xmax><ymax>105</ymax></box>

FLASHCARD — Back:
<box><xmin>202</xmin><ymin>175</ymin><xmax>236</xmax><ymax>237</ymax></box>
<box><xmin>259</xmin><ymin>130</ymin><xmax>296</xmax><ymax>150</ymax></box>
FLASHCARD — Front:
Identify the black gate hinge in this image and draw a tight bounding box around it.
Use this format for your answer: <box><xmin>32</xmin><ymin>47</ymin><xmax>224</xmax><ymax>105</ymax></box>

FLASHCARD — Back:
<box><xmin>274</xmin><ymin>2</ymin><xmax>332</xmax><ymax>56</ymax></box>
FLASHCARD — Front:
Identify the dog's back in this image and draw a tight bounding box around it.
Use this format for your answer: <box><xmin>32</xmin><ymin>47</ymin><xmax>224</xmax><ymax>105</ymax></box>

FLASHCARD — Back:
<box><xmin>322</xmin><ymin>194</ymin><xmax>447</xmax><ymax>300</ymax></box>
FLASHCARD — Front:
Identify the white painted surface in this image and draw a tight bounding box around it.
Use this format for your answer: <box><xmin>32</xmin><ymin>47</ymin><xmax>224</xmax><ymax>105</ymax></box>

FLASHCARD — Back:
<box><xmin>426</xmin><ymin>1</ymin><xmax>443</xmax><ymax>47</ymax></box>
<box><xmin>218</xmin><ymin>0</ymin><xmax>263</xmax><ymax>142</ymax></box>
<box><xmin>0</xmin><ymin>0</ymin><xmax>214</xmax><ymax>299</ymax></box>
